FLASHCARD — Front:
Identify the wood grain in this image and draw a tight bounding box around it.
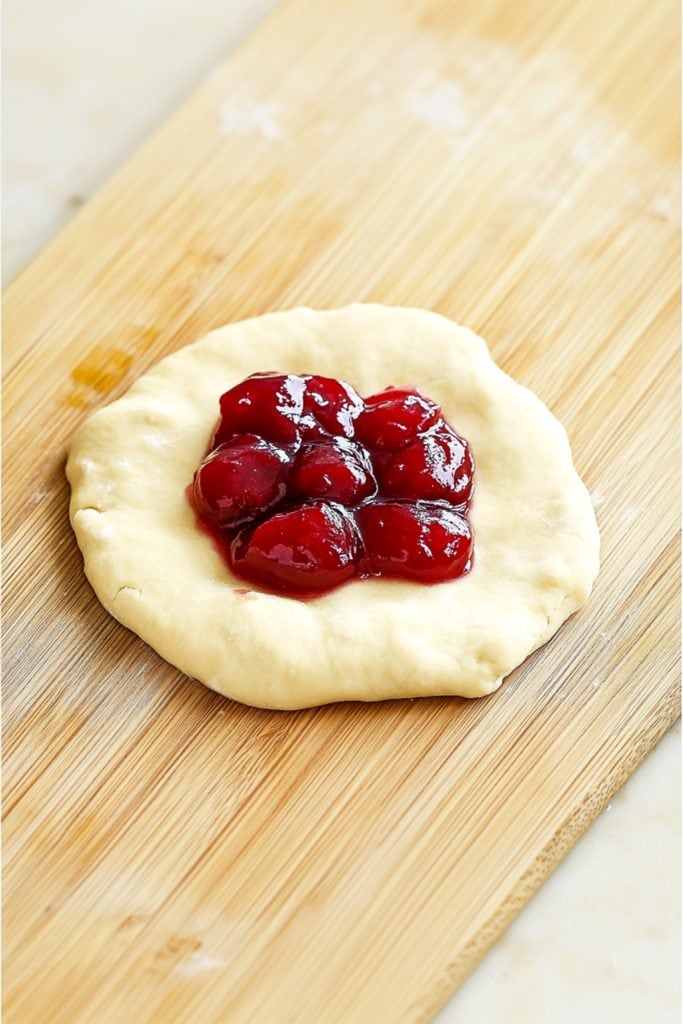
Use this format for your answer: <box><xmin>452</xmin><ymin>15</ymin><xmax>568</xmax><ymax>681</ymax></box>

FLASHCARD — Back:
<box><xmin>2</xmin><ymin>0</ymin><xmax>680</xmax><ymax>1020</ymax></box>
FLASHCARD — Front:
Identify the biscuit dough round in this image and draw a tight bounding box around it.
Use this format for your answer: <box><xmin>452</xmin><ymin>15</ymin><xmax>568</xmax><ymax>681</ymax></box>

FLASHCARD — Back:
<box><xmin>67</xmin><ymin>305</ymin><xmax>600</xmax><ymax>709</ymax></box>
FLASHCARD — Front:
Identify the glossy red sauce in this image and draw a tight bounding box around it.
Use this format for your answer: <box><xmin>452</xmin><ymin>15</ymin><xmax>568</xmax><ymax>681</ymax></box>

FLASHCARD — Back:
<box><xmin>189</xmin><ymin>373</ymin><xmax>474</xmax><ymax>596</ymax></box>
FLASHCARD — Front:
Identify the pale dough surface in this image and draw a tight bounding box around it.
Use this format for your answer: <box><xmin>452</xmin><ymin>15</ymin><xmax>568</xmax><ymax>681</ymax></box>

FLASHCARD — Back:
<box><xmin>67</xmin><ymin>305</ymin><xmax>600</xmax><ymax>709</ymax></box>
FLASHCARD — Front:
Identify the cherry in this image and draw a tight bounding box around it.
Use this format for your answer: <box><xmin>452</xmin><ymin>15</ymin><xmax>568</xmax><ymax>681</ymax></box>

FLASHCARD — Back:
<box><xmin>375</xmin><ymin>421</ymin><xmax>473</xmax><ymax>504</ymax></box>
<box><xmin>193</xmin><ymin>434</ymin><xmax>290</xmax><ymax>525</ymax></box>
<box><xmin>300</xmin><ymin>375</ymin><xmax>364</xmax><ymax>439</ymax></box>
<box><xmin>213</xmin><ymin>372</ymin><xmax>305</xmax><ymax>447</ymax></box>
<box><xmin>355</xmin><ymin>387</ymin><xmax>440</xmax><ymax>451</ymax></box>
<box><xmin>232</xmin><ymin>503</ymin><xmax>359</xmax><ymax>592</ymax></box>
<box><xmin>290</xmin><ymin>438</ymin><xmax>376</xmax><ymax>505</ymax></box>
<box><xmin>357</xmin><ymin>502</ymin><xmax>472</xmax><ymax>582</ymax></box>
<box><xmin>190</xmin><ymin>371</ymin><xmax>475</xmax><ymax>596</ymax></box>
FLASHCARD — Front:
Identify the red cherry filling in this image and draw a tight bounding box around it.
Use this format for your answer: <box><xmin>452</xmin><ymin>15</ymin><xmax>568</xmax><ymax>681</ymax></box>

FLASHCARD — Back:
<box><xmin>290</xmin><ymin>439</ymin><xmax>376</xmax><ymax>505</ymax></box>
<box><xmin>355</xmin><ymin>387</ymin><xmax>440</xmax><ymax>451</ymax></box>
<box><xmin>213</xmin><ymin>373</ymin><xmax>305</xmax><ymax>447</ymax></box>
<box><xmin>232</xmin><ymin>503</ymin><xmax>359</xmax><ymax>593</ymax></box>
<box><xmin>299</xmin><ymin>375</ymin><xmax>364</xmax><ymax>439</ymax></box>
<box><xmin>375</xmin><ymin>421</ymin><xmax>474</xmax><ymax>504</ymax></box>
<box><xmin>212</xmin><ymin>372</ymin><xmax>365</xmax><ymax>448</ymax></box>
<box><xmin>356</xmin><ymin>502</ymin><xmax>472</xmax><ymax>582</ymax></box>
<box><xmin>190</xmin><ymin>372</ymin><xmax>474</xmax><ymax>596</ymax></box>
<box><xmin>193</xmin><ymin>434</ymin><xmax>290</xmax><ymax>525</ymax></box>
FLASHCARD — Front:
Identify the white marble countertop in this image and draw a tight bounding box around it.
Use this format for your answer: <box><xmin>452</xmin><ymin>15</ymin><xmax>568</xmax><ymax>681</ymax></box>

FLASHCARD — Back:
<box><xmin>3</xmin><ymin>3</ymin><xmax>680</xmax><ymax>1021</ymax></box>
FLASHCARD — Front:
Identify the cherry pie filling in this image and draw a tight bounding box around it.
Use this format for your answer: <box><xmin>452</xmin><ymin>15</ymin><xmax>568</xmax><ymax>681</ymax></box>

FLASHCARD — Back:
<box><xmin>190</xmin><ymin>372</ymin><xmax>474</xmax><ymax>595</ymax></box>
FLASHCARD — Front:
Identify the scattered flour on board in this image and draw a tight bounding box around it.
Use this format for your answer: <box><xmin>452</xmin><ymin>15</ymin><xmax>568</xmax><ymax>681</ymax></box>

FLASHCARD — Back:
<box><xmin>407</xmin><ymin>78</ymin><xmax>468</xmax><ymax>133</ymax></box>
<box><xmin>175</xmin><ymin>953</ymin><xmax>226</xmax><ymax>976</ymax></box>
<box><xmin>570</xmin><ymin>136</ymin><xmax>605</xmax><ymax>167</ymax></box>
<box><xmin>219</xmin><ymin>94</ymin><xmax>283</xmax><ymax>141</ymax></box>
<box><xmin>650</xmin><ymin>193</ymin><xmax>680</xmax><ymax>225</ymax></box>
<box><xmin>622</xmin><ymin>505</ymin><xmax>644</xmax><ymax>524</ymax></box>
<box><xmin>381</xmin><ymin>35</ymin><xmax>676</xmax><ymax>231</ymax></box>
<box><xmin>211</xmin><ymin>32</ymin><xmax>676</xmax><ymax>255</ymax></box>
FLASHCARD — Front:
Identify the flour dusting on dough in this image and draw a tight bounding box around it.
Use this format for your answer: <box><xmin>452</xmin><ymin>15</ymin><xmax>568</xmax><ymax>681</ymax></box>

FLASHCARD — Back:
<box><xmin>141</xmin><ymin>433</ymin><xmax>172</xmax><ymax>450</ymax></box>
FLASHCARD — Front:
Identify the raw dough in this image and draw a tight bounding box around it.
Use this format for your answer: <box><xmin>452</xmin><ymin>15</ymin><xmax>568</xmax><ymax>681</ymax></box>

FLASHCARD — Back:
<box><xmin>67</xmin><ymin>305</ymin><xmax>600</xmax><ymax>709</ymax></box>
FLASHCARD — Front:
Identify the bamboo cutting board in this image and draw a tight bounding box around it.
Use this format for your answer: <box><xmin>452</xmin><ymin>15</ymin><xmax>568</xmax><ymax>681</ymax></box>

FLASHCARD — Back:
<box><xmin>2</xmin><ymin>0</ymin><xmax>680</xmax><ymax>1020</ymax></box>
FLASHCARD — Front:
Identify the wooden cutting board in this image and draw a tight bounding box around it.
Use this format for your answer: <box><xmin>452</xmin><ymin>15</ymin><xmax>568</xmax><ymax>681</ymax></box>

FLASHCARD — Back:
<box><xmin>3</xmin><ymin>0</ymin><xmax>679</xmax><ymax>1020</ymax></box>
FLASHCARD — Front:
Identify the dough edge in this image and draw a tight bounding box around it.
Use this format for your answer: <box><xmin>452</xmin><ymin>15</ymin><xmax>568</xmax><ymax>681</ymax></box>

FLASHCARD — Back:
<box><xmin>67</xmin><ymin>304</ymin><xmax>600</xmax><ymax>709</ymax></box>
